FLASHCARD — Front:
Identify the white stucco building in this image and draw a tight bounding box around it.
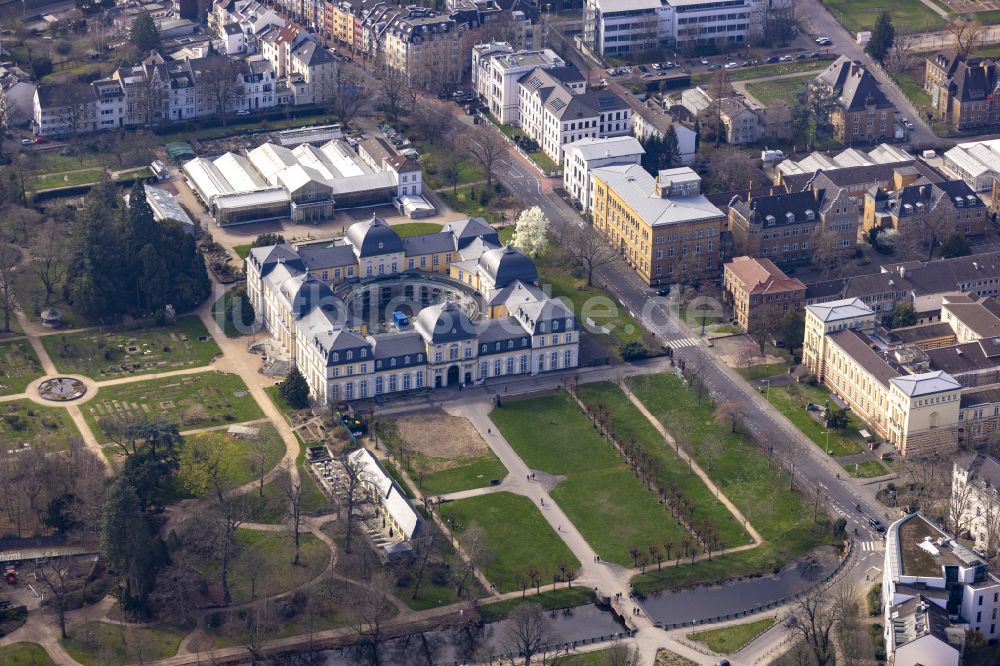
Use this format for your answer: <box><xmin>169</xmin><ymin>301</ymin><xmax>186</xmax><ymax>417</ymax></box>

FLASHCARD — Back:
<box><xmin>563</xmin><ymin>135</ymin><xmax>645</xmax><ymax>213</ymax></box>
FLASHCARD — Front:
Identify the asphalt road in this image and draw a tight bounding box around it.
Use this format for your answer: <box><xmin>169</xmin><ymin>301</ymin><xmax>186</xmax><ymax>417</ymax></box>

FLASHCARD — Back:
<box><xmin>436</xmin><ymin>104</ymin><xmax>889</xmax><ymax>549</ymax></box>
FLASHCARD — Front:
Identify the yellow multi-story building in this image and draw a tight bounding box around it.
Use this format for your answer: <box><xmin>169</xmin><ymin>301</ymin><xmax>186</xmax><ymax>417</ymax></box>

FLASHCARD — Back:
<box><xmin>590</xmin><ymin>165</ymin><xmax>725</xmax><ymax>286</ymax></box>
<box><xmin>801</xmin><ymin>296</ymin><xmax>1000</xmax><ymax>456</ymax></box>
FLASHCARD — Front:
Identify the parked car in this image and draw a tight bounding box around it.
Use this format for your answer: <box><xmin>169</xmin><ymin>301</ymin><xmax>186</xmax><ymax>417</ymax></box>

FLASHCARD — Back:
<box><xmin>765</xmin><ymin>55</ymin><xmax>780</xmax><ymax>63</ymax></box>
<box><xmin>904</xmin><ymin>120</ymin><xmax>915</xmax><ymax>129</ymax></box>
<box><xmin>817</xmin><ymin>38</ymin><xmax>832</xmax><ymax>46</ymax></box>
<box><xmin>724</xmin><ymin>62</ymin><xmax>739</xmax><ymax>69</ymax></box>
<box><xmin>235</xmin><ymin>109</ymin><xmax>250</xmax><ymax>116</ymax></box>
<box><xmin>33</xmin><ymin>136</ymin><xmax>49</xmax><ymax>144</ymax></box>
<box><xmin>809</xmin><ymin>51</ymin><xmax>821</xmax><ymax>58</ymax></box>
<box><xmin>815</xmin><ymin>36</ymin><xmax>831</xmax><ymax>44</ymax></box>
<box><xmin>779</xmin><ymin>54</ymin><xmax>794</xmax><ymax>62</ymax></box>
<box><xmin>795</xmin><ymin>53</ymin><xmax>808</xmax><ymax>60</ymax></box>
<box><xmin>700</xmin><ymin>58</ymin><xmax>710</xmax><ymax>65</ymax></box>
<box><xmin>20</xmin><ymin>138</ymin><xmax>32</xmax><ymax>145</ymax></box>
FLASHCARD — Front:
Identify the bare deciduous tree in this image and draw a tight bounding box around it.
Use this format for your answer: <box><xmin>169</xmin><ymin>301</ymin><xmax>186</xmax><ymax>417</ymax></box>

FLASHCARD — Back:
<box><xmin>502</xmin><ymin>603</ymin><xmax>556</xmax><ymax>666</ymax></box>
<box><xmin>788</xmin><ymin>583</ymin><xmax>853</xmax><ymax>666</ymax></box>
<box><xmin>279</xmin><ymin>466</ymin><xmax>304</xmax><ymax>566</ymax></box>
<box><xmin>949</xmin><ymin>15</ymin><xmax>986</xmax><ymax>58</ymax></box>
<box><xmin>565</xmin><ymin>226</ymin><xmax>617</xmax><ymax>287</ymax></box>
<box><xmin>0</xmin><ymin>244</ymin><xmax>21</xmax><ymax>332</ymax></box>
<box><xmin>30</xmin><ymin>222</ymin><xmax>68</xmax><ymax>307</ymax></box>
<box><xmin>714</xmin><ymin>400</ymin><xmax>746</xmax><ymax>434</ymax></box>
<box><xmin>194</xmin><ymin>57</ymin><xmax>243</xmax><ymax>128</ymax></box>
<box><xmin>462</xmin><ymin>124</ymin><xmax>506</xmax><ymax>186</ymax></box>
<box><xmin>35</xmin><ymin>559</ymin><xmax>73</xmax><ymax>638</ymax></box>
<box><xmin>340</xmin><ymin>451</ymin><xmax>367</xmax><ymax>554</ymax></box>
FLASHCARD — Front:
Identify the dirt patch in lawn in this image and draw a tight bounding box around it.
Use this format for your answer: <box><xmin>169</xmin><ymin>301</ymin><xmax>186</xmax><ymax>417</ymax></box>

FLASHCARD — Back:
<box><xmin>395</xmin><ymin>410</ymin><xmax>488</xmax><ymax>468</ymax></box>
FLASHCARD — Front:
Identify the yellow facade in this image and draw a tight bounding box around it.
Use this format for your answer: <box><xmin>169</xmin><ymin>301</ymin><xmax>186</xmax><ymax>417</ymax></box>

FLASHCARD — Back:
<box><xmin>591</xmin><ymin>172</ymin><xmax>723</xmax><ymax>286</ymax></box>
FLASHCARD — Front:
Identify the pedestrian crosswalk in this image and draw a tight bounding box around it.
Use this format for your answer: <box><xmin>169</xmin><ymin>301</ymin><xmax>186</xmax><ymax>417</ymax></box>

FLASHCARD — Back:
<box><xmin>859</xmin><ymin>540</ymin><xmax>880</xmax><ymax>552</ymax></box>
<box><xmin>665</xmin><ymin>337</ymin><xmax>700</xmax><ymax>350</ymax></box>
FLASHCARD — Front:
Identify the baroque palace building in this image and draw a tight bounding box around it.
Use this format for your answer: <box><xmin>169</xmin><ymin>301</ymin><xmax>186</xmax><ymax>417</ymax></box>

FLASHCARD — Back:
<box><xmin>246</xmin><ymin>215</ymin><xmax>579</xmax><ymax>403</ymax></box>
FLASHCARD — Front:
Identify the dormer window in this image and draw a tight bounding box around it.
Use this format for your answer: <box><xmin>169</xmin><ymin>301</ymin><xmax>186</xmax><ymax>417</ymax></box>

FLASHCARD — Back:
<box><xmin>481</xmin><ymin>344</ymin><xmax>487</xmax><ymax>352</ymax></box>
<box><xmin>785</xmin><ymin>212</ymin><xmax>795</xmax><ymax>223</ymax></box>
<box><xmin>390</xmin><ymin>358</ymin><xmax>396</xmax><ymax>367</ymax></box>
<box><xmin>805</xmin><ymin>210</ymin><xmax>814</xmax><ymax>221</ymax></box>
<box><xmin>404</xmin><ymin>355</ymin><xmax>410</xmax><ymax>364</ymax></box>
<box><xmin>346</xmin><ymin>351</ymin><xmax>353</xmax><ymax>360</ymax></box>
<box><xmin>553</xmin><ymin>320</ymin><xmax>560</xmax><ymax>330</ymax></box>
<box><xmin>332</xmin><ymin>352</ymin><xmax>339</xmax><ymax>362</ymax></box>
<box><xmin>376</xmin><ymin>360</ymin><xmax>382</xmax><ymax>369</ymax></box>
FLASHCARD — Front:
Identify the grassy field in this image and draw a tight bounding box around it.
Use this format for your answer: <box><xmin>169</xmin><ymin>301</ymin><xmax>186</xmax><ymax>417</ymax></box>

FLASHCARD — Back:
<box><xmin>42</xmin><ymin>316</ymin><xmax>220</xmax><ymax>379</ymax></box>
<box><xmin>692</xmin><ymin>59</ymin><xmax>831</xmax><ymax>85</ymax></box>
<box><xmin>745</xmin><ymin>75</ymin><xmax>812</xmax><ymax>107</ymax></box>
<box><xmin>528</xmin><ymin>149</ymin><xmax>561</xmax><ymax>172</ymax></box>
<box><xmin>233</xmin><ymin>244</ymin><xmax>252</xmax><ymax>260</ymax></box>
<box><xmin>737</xmin><ymin>362</ymin><xmax>790</xmax><ymax>381</ymax></box>
<box><xmin>577</xmin><ymin>383</ymin><xmax>750</xmax><ymax>548</ymax></box>
<box><xmin>0</xmin><ymin>643</ymin><xmax>56</xmax><ymax>665</ymax></box>
<box><xmin>768</xmin><ymin>383</ymin><xmax>866</xmax><ymax>456</ymax></box>
<box><xmin>541</xmin><ymin>262</ymin><xmax>644</xmax><ymax>347</ymax></box>
<box><xmin>491</xmin><ymin>392</ymin><xmax>701</xmax><ymax>565</ymax></box>
<box><xmin>440</xmin><ymin>186</ymin><xmax>497</xmax><ymax>223</ymax></box>
<box><xmin>84</xmin><ymin>372</ymin><xmax>264</xmax><ymax>442</ymax></box>
<box><xmin>626</xmin><ymin>374</ymin><xmax>832</xmax><ymax>593</ymax></box>
<box><xmin>196</xmin><ymin>529</ymin><xmax>329</xmax><ymax>605</ymax></box>
<box><xmin>0</xmin><ymin>340</ymin><xmax>45</xmax><ymax>395</ymax></box>
<box><xmin>415</xmin><ymin>139</ymin><xmax>485</xmax><ymax>190</ymax></box>
<box><xmin>437</xmin><ymin>492</ymin><xmax>580</xmax><ymax>593</ymax></box>
<box><xmin>176</xmin><ymin>423</ymin><xmax>283</xmax><ymax>496</ymax></box>
<box><xmin>688</xmin><ymin>617</ymin><xmax>776</xmax><ymax>653</ymax></box>
<box><xmin>895</xmin><ymin>65</ymin><xmax>933</xmax><ymax>119</ymax></box>
<box><xmin>391</xmin><ymin>222</ymin><xmax>444</xmax><ymax>238</ymax></box>
<box><xmin>844</xmin><ymin>459</ymin><xmax>887</xmax><ymax>478</ymax></box>
<box><xmin>62</xmin><ymin>621</ymin><xmax>192</xmax><ymax>666</ymax></box>
<box><xmin>29</xmin><ymin>168</ymin><xmax>104</xmax><ymax>191</ymax></box>
<box><xmin>822</xmin><ymin>0</ymin><xmax>947</xmax><ymax>32</ymax></box>
<box><xmin>478</xmin><ymin>587</ymin><xmax>596</xmax><ymax>622</ymax></box>
<box><xmin>0</xmin><ymin>400</ymin><xmax>82</xmax><ymax>455</ymax></box>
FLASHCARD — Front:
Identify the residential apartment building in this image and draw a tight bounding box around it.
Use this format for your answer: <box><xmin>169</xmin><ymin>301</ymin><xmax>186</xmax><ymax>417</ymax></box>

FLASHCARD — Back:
<box><xmin>952</xmin><ymin>454</ymin><xmax>1000</xmax><ymax>561</ymax></box>
<box><xmin>925</xmin><ymin>51</ymin><xmax>1000</xmax><ymax>131</ymax></box>
<box><xmin>563</xmin><ymin>135</ymin><xmax>645</xmax><ymax>214</ymax></box>
<box><xmin>518</xmin><ymin>67</ymin><xmax>631</xmax><ymax>164</ymax></box>
<box><xmin>882</xmin><ymin>513</ymin><xmax>998</xmax><ymax>664</ymax></box>
<box><xmin>680</xmin><ymin>86</ymin><xmax>791</xmax><ymax>144</ymax></box>
<box><xmin>815</xmin><ymin>57</ymin><xmax>895</xmax><ymax>144</ymax></box>
<box><xmin>471</xmin><ymin>43</ymin><xmax>568</xmax><ymax>124</ymax></box>
<box><xmin>260</xmin><ymin>22</ymin><xmax>336</xmax><ymax>105</ymax></box>
<box><xmin>728</xmin><ymin>172</ymin><xmax>858</xmax><ymax>266</ymax></box>
<box><xmin>863</xmin><ymin>177</ymin><xmax>987</xmax><ymax>237</ymax></box>
<box><xmin>246</xmin><ymin>216</ymin><xmax>579</xmax><ymax>403</ymax></box>
<box><xmin>722</xmin><ymin>256</ymin><xmax>805</xmax><ymax>331</ymax></box>
<box><xmin>582</xmin><ymin>0</ymin><xmax>773</xmax><ymax>57</ymax></box>
<box><xmin>803</xmin><ymin>294</ymin><xmax>1000</xmax><ymax>455</ymax></box>
<box><xmin>590</xmin><ymin>165</ymin><xmax>724</xmax><ymax>285</ymax></box>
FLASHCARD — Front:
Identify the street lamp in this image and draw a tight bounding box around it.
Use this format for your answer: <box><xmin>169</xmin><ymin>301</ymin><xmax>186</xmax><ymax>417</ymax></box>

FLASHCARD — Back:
<box><xmin>761</xmin><ymin>378</ymin><xmax>770</xmax><ymax>402</ymax></box>
<box><xmin>822</xmin><ymin>430</ymin><xmax>831</xmax><ymax>455</ymax></box>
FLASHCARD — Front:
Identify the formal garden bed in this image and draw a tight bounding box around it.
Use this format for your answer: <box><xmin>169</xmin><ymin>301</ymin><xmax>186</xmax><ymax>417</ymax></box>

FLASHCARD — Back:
<box><xmin>42</xmin><ymin>316</ymin><xmax>221</xmax><ymax>379</ymax></box>
<box><xmin>0</xmin><ymin>400</ymin><xmax>82</xmax><ymax>454</ymax></box>
<box><xmin>83</xmin><ymin>372</ymin><xmax>263</xmax><ymax>442</ymax></box>
<box><xmin>0</xmin><ymin>340</ymin><xmax>45</xmax><ymax>395</ymax></box>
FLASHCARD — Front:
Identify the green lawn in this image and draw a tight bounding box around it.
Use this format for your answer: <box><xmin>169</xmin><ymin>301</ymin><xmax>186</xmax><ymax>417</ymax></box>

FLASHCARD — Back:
<box><xmin>737</xmin><ymin>362</ymin><xmax>790</xmax><ymax>381</ymax></box>
<box><xmin>196</xmin><ymin>529</ymin><xmax>330</xmax><ymax>605</ymax></box>
<box><xmin>844</xmin><ymin>459</ymin><xmax>887</xmax><ymax>478</ymax></box>
<box><xmin>822</xmin><ymin>0</ymin><xmax>947</xmax><ymax>32</ymax></box>
<box><xmin>83</xmin><ymin>372</ymin><xmax>264</xmax><ymax>442</ymax></box>
<box><xmin>29</xmin><ymin>168</ymin><xmax>104</xmax><ymax>191</ymax></box>
<box><xmin>113</xmin><ymin>166</ymin><xmax>153</xmax><ymax>182</ymax></box>
<box><xmin>0</xmin><ymin>340</ymin><xmax>45</xmax><ymax>395</ymax></box>
<box><xmin>692</xmin><ymin>59</ymin><xmax>832</xmax><ymax>85</ymax></box>
<box><xmin>478</xmin><ymin>587</ymin><xmax>596</xmax><ymax>622</ymax></box>
<box><xmin>768</xmin><ymin>384</ymin><xmax>866</xmax><ymax>456</ymax></box>
<box><xmin>233</xmin><ymin>244</ymin><xmax>252</xmax><ymax>260</ymax></box>
<box><xmin>895</xmin><ymin>66</ymin><xmax>933</xmax><ymax>119</ymax></box>
<box><xmin>541</xmin><ymin>263</ymin><xmax>644</xmax><ymax>346</ymax></box>
<box><xmin>0</xmin><ymin>643</ymin><xmax>56</xmax><ymax>665</ymax></box>
<box><xmin>62</xmin><ymin>621</ymin><xmax>192</xmax><ymax>666</ymax></box>
<box><xmin>0</xmin><ymin>400</ymin><xmax>82</xmax><ymax>454</ymax></box>
<box><xmin>745</xmin><ymin>75</ymin><xmax>812</xmax><ymax>107</ymax></box>
<box><xmin>440</xmin><ymin>186</ymin><xmax>497</xmax><ymax>223</ymax></box>
<box><xmin>42</xmin><ymin>316</ymin><xmax>221</xmax><ymax>379</ymax></box>
<box><xmin>528</xmin><ymin>150</ymin><xmax>561</xmax><ymax>173</ymax></box>
<box><xmin>176</xmin><ymin>423</ymin><xmax>284</xmax><ymax>496</ymax></box>
<box><xmin>244</xmin><ymin>429</ymin><xmax>329</xmax><ymax>521</ymax></box>
<box><xmin>391</xmin><ymin>222</ymin><xmax>444</xmax><ymax>238</ymax></box>
<box><xmin>492</xmin><ymin>391</ymin><xmax>707</xmax><ymax>566</ymax></box>
<box><xmin>378</xmin><ymin>416</ymin><xmax>508</xmax><ymax>496</ymax></box>
<box><xmin>577</xmin><ymin>383</ymin><xmax>750</xmax><ymax>548</ymax></box>
<box><xmin>437</xmin><ymin>492</ymin><xmax>580</xmax><ymax>593</ymax></box>
<box><xmin>415</xmin><ymin>139</ymin><xmax>485</xmax><ymax>190</ymax></box>
<box><xmin>688</xmin><ymin>617</ymin><xmax>776</xmax><ymax>653</ymax></box>
<box><xmin>626</xmin><ymin>374</ymin><xmax>832</xmax><ymax>593</ymax></box>
<box><xmin>210</xmin><ymin>290</ymin><xmax>250</xmax><ymax>339</ymax></box>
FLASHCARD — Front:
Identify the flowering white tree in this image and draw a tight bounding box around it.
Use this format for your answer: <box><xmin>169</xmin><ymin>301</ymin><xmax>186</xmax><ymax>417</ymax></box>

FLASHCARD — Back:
<box><xmin>512</xmin><ymin>207</ymin><xmax>549</xmax><ymax>258</ymax></box>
